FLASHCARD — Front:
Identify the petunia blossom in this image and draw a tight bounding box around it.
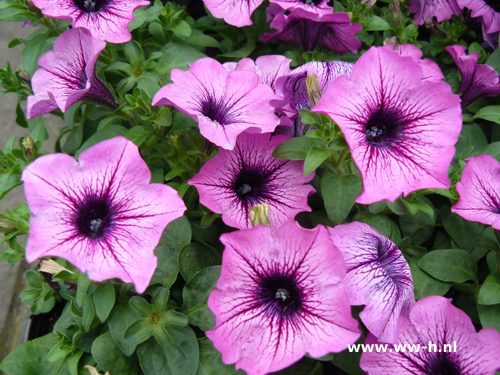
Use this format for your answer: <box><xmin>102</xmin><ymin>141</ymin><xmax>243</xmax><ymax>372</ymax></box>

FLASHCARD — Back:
<box><xmin>269</xmin><ymin>0</ymin><xmax>333</xmax><ymax>14</ymax></box>
<box><xmin>27</xmin><ymin>28</ymin><xmax>118</xmax><ymax>119</ymax></box>
<box><xmin>313</xmin><ymin>46</ymin><xmax>462</xmax><ymax>204</ymax></box>
<box><xmin>273</xmin><ymin>61</ymin><xmax>354</xmax><ymax>136</ymax></box>
<box><xmin>452</xmin><ymin>154</ymin><xmax>500</xmax><ymax>230</ymax></box>
<box><xmin>31</xmin><ymin>0</ymin><xmax>149</xmax><ymax>44</ymax></box>
<box><xmin>328</xmin><ymin>222</ymin><xmax>414</xmax><ymax>344</ymax></box>
<box><xmin>446</xmin><ymin>44</ymin><xmax>500</xmax><ymax>107</ymax></box>
<box><xmin>383</xmin><ymin>43</ymin><xmax>444</xmax><ymax>82</ymax></box>
<box><xmin>188</xmin><ymin>132</ymin><xmax>315</xmax><ymax>229</ymax></box>
<box><xmin>262</xmin><ymin>8</ymin><xmax>362</xmax><ymax>54</ymax></box>
<box><xmin>206</xmin><ymin>221</ymin><xmax>361</xmax><ymax>375</ymax></box>
<box><xmin>152</xmin><ymin>57</ymin><xmax>279</xmax><ymax>150</ymax></box>
<box><xmin>409</xmin><ymin>0</ymin><xmax>462</xmax><ymax>25</ymax></box>
<box><xmin>202</xmin><ymin>0</ymin><xmax>263</xmax><ymax>27</ymax></box>
<box><xmin>21</xmin><ymin>136</ymin><xmax>187</xmax><ymax>294</ymax></box>
<box><xmin>482</xmin><ymin>20</ymin><xmax>499</xmax><ymax>50</ymax></box>
<box><xmin>458</xmin><ymin>0</ymin><xmax>500</xmax><ymax>33</ymax></box>
<box><xmin>360</xmin><ymin>296</ymin><xmax>500</xmax><ymax>375</ymax></box>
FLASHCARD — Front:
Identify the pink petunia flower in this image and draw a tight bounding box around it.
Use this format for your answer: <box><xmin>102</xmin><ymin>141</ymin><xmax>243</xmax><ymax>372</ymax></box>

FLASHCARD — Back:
<box><xmin>452</xmin><ymin>154</ymin><xmax>500</xmax><ymax>230</ymax></box>
<box><xmin>312</xmin><ymin>46</ymin><xmax>462</xmax><ymax>204</ymax></box>
<box><xmin>152</xmin><ymin>58</ymin><xmax>279</xmax><ymax>150</ymax></box>
<box><xmin>383</xmin><ymin>43</ymin><xmax>444</xmax><ymax>82</ymax></box>
<box><xmin>446</xmin><ymin>44</ymin><xmax>500</xmax><ymax>107</ymax></box>
<box><xmin>269</xmin><ymin>0</ymin><xmax>333</xmax><ymax>14</ymax></box>
<box><xmin>360</xmin><ymin>296</ymin><xmax>500</xmax><ymax>375</ymax></box>
<box><xmin>458</xmin><ymin>0</ymin><xmax>500</xmax><ymax>33</ymax></box>
<box><xmin>328</xmin><ymin>222</ymin><xmax>414</xmax><ymax>344</ymax></box>
<box><xmin>202</xmin><ymin>0</ymin><xmax>263</xmax><ymax>27</ymax></box>
<box><xmin>31</xmin><ymin>0</ymin><xmax>149</xmax><ymax>44</ymax></box>
<box><xmin>409</xmin><ymin>0</ymin><xmax>462</xmax><ymax>25</ymax></box>
<box><xmin>206</xmin><ymin>221</ymin><xmax>361</xmax><ymax>375</ymax></box>
<box><xmin>188</xmin><ymin>132</ymin><xmax>315</xmax><ymax>229</ymax></box>
<box><xmin>21</xmin><ymin>137</ymin><xmax>187</xmax><ymax>294</ymax></box>
<box><xmin>27</xmin><ymin>28</ymin><xmax>118</xmax><ymax>119</ymax></box>
<box><xmin>262</xmin><ymin>8</ymin><xmax>362</xmax><ymax>53</ymax></box>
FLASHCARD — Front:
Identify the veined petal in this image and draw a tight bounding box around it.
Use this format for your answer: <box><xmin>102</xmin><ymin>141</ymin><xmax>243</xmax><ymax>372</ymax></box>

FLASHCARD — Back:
<box><xmin>409</xmin><ymin>0</ymin><xmax>462</xmax><ymax>25</ymax></box>
<box><xmin>202</xmin><ymin>0</ymin><xmax>263</xmax><ymax>27</ymax></box>
<box><xmin>458</xmin><ymin>0</ymin><xmax>500</xmax><ymax>33</ymax></box>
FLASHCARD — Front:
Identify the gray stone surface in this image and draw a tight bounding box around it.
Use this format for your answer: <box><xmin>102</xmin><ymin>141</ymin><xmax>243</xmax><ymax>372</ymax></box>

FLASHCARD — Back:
<box><xmin>0</xmin><ymin>20</ymin><xmax>65</xmax><ymax>353</ymax></box>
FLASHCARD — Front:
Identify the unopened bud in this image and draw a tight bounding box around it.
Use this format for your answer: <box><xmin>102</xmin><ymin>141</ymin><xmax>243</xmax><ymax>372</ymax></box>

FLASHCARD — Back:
<box><xmin>249</xmin><ymin>203</ymin><xmax>271</xmax><ymax>227</ymax></box>
<box><xmin>18</xmin><ymin>69</ymin><xmax>30</xmax><ymax>83</ymax></box>
<box><xmin>306</xmin><ymin>74</ymin><xmax>323</xmax><ymax>107</ymax></box>
<box><xmin>0</xmin><ymin>217</ymin><xmax>17</xmax><ymax>233</ymax></box>
<box><xmin>361</xmin><ymin>0</ymin><xmax>376</xmax><ymax>7</ymax></box>
<box><xmin>383</xmin><ymin>36</ymin><xmax>398</xmax><ymax>46</ymax></box>
<box><xmin>39</xmin><ymin>259</ymin><xmax>73</xmax><ymax>275</ymax></box>
<box><xmin>85</xmin><ymin>365</ymin><xmax>110</xmax><ymax>375</ymax></box>
<box><xmin>424</xmin><ymin>17</ymin><xmax>447</xmax><ymax>37</ymax></box>
<box><xmin>389</xmin><ymin>0</ymin><xmax>402</xmax><ymax>27</ymax></box>
<box><xmin>22</xmin><ymin>137</ymin><xmax>36</xmax><ymax>161</ymax></box>
<box><xmin>25</xmin><ymin>0</ymin><xmax>38</xmax><ymax>13</ymax></box>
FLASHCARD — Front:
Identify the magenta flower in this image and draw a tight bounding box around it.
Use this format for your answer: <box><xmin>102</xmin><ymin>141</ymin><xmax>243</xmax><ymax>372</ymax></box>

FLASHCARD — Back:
<box><xmin>188</xmin><ymin>132</ymin><xmax>315</xmax><ymax>229</ymax></box>
<box><xmin>21</xmin><ymin>137</ymin><xmax>187</xmax><ymax>294</ymax></box>
<box><xmin>262</xmin><ymin>8</ymin><xmax>362</xmax><ymax>54</ymax></box>
<box><xmin>458</xmin><ymin>0</ymin><xmax>500</xmax><ymax>33</ymax></box>
<box><xmin>446</xmin><ymin>45</ymin><xmax>500</xmax><ymax>107</ymax></box>
<box><xmin>313</xmin><ymin>46</ymin><xmax>462</xmax><ymax>204</ymax></box>
<box><xmin>206</xmin><ymin>221</ymin><xmax>361</xmax><ymax>375</ymax></box>
<box><xmin>152</xmin><ymin>58</ymin><xmax>279</xmax><ymax>150</ymax></box>
<box><xmin>482</xmin><ymin>20</ymin><xmax>499</xmax><ymax>50</ymax></box>
<box><xmin>409</xmin><ymin>0</ymin><xmax>462</xmax><ymax>25</ymax></box>
<box><xmin>383</xmin><ymin>43</ymin><xmax>444</xmax><ymax>82</ymax></box>
<box><xmin>328</xmin><ymin>222</ymin><xmax>414</xmax><ymax>344</ymax></box>
<box><xmin>360</xmin><ymin>296</ymin><xmax>500</xmax><ymax>375</ymax></box>
<box><xmin>269</xmin><ymin>0</ymin><xmax>333</xmax><ymax>14</ymax></box>
<box><xmin>31</xmin><ymin>0</ymin><xmax>149</xmax><ymax>43</ymax></box>
<box><xmin>452</xmin><ymin>154</ymin><xmax>500</xmax><ymax>230</ymax></box>
<box><xmin>202</xmin><ymin>0</ymin><xmax>263</xmax><ymax>27</ymax></box>
<box><xmin>27</xmin><ymin>29</ymin><xmax>118</xmax><ymax>119</ymax></box>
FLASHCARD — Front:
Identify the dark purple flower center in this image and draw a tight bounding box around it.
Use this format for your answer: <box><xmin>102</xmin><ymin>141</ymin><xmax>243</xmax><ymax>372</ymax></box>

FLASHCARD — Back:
<box><xmin>200</xmin><ymin>97</ymin><xmax>233</xmax><ymax>126</ymax></box>
<box><xmin>364</xmin><ymin>106</ymin><xmax>405</xmax><ymax>148</ymax></box>
<box><xmin>424</xmin><ymin>354</ymin><xmax>462</xmax><ymax>375</ymax></box>
<box><xmin>257</xmin><ymin>273</ymin><xmax>302</xmax><ymax>320</ymax></box>
<box><xmin>233</xmin><ymin>165</ymin><xmax>271</xmax><ymax>204</ymax></box>
<box><xmin>73</xmin><ymin>0</ymin><xmax>108</xmax><ymax>13</ymax></box>
<box><xmin>301</xmin><ymin>0</ymin><xmax>323</xmax><ymax>5</ymax></box>
<box><xmin>74</xmin><ymin>194</ymin><xmax>114</xmax><ymax>239</ymax></box>
<box><xmin>484</xmin><ymin>0</ymin><xmax>500</xmax><ymax>13</ymax></box>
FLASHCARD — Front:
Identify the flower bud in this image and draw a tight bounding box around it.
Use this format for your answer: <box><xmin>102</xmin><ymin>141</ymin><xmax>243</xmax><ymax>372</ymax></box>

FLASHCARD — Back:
<box><xmin>389</xmin><ymin>0</ymin><xmax>402</xmax><ymax>27</ymax></box>
<box><xmin>249</xmin><ymin>203</ymin><xmax>271</xmax><ymax>227</ymax></box>
<box><xmin>25</xmin><ymin>0</ymin><xmax>38</xmax><ymax>13</ymax></box>
<box><xmin>361</xmin><ymin>0</ymin><xmax>376</xmax><ymax>7</ymax></box>
<box><xmin>306</xmin><ymin>74</ymin><xmax>323</xmax><ymax>107</ymax></box>
<box><xmin>22</xmin><ymin>137</ymin><xmax>36</xmax><ymax>161</ymax></box>
<box><xmin>383</xmin><ymin>36</ymin><xmax>398</xmax><ymax>46</ymax></box>
<box><xmin>39</xmin><ymin>259</ymin><xmax>73</xmax><ymax>275</ymax></box>
<box><xmin>18</xmin><ymin>69</ymin><xmax>31</xmax><ymax>83</ymax></box>
<box><xmin>0</xmin><ymin>217</ymin><xmax>17</xmax><ymax>233</ymax></box>
<box><xmin>84</xmin><ymin>365</ymin><xmax>110</xmax><ymax>375</ymax></box>
<box><xmin>424</xmin><ymin>17</ymin><xmax>447</xmax><ymax>37</ymax></box>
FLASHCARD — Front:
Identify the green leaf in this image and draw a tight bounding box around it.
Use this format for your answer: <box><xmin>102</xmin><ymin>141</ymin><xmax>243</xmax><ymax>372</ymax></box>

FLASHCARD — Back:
<box><xmin>124</xmin><ymin>320</ymin><xmax>153</xmax><ymax>345</ymax></box>
<box><xmin>482</xmin><ymin>141</ymin><xmax>500</xmax><ymax>162</ymax></box>
<box><xmin>303</xmin><ymin>147</ymin><xmax>332</xmax><ymax>176</ymax></box>
<box><xmin>21</xmin><ymin>30</ymin><xmax>48</xmax><ymax>76</ymax></box>
<box><xmin>76</xmin><ymin>272</ymin><xmax>90</xmax><ymax>308</ymax></box>
<box><xmin>321</xmin><ymin>171</ymin><xmax>362</xmax><ymax>225</ymax></box>
<box><xmin>182</xmin><ymin>266</ymin><xmax>221</xmax><ymax>330</ymax></box>
<box><xmin>108</xmin><ymin>302</ymin><xmax>140</xmax><ymax>356</ymax></box>
<box><xmin>272</xmin><ymin>137</ymin><xmax>325</xmax><ymax>160</ymax></box>
<box><xmin>299</xmin><ymin>109</ymin><xmax>319</xmax><ymax>125</ymax></box>
<box><xmin>454</xmin><ymin>123</ymin><xmax>488</xmax><ymax>157</ymax></box>
<box><xmin>0</xmin><ymin>333</ymin><xmax>68</xmax><ymax>374</ymax></box>
<box><xmin>151</xmin><ymin>217</ymin><xmax>192</xmax><ymax>288</ymax></box>
<box><xmin>441</xmin><ymin>207</ymin><xmax>483</xmax><ymax>252</ymax></box>
<box><xmin>75</xmin><ymin>125</ymin><xmax>128</xmax><ymax>158</ymax></box>
<box><xmin>25</xmin><ymin>269</ymin><xmax>44</xmax><ymax>289</ymax></box>
<box><xmin>93</xmin><ymin>282</ymin><xmax>115</xmax><ymax>322</ymax></box>
<box><xmin>129</xmin><ymin>0</ymin><xmax>163</xmax><ymax>30</ymax></box>
<box><xmin>63</xmin><ymin>124</ymin><xmax>84</xmax><ymax>154</ymax></box>
<box><xmin>399</xmin><ymin>197</ymin><xmax>435</xmax><ymax>245</ymax></box>
<box><xmin>123</xmin><ymin>41</ymin><xmax>145</xmax><ymax>70</ymax></box>
<box><xmin>179</xmin><ymin>243</ymin><xmax>221</xmax><ymax>282</ymax></box>
<box><xmin>130</xmin><ymin>296</ymin><xmax>154</xmax><ymax>318</ymax></box>
<box><xmin>409</xmin><ymin>258</ymin><xmax>452</xmax><ymax>300</ymax></box>
<box><xmin>124</xmin><ymin>126</ymin><xmax>153</xmax><ymax>147</ymax></box>
<box><xmin>154</xmin><ymin>42</ymin><xmax>206</xmax><ymax>77</ymax></box>
<box><xmin>478</xmin><ymin>304</ymin><xmax>500</xmax><ymax>332</ymax></box>
<box><xmin>487</xmin><ymin>47</ymin><xmax>500</xmax><ymax>74</ymax></box>
<box><xmin>137</xmin><ymin>327</ymin><xmax>199</xmax><ymax>375</ymax></box>
<box><xmin>92</xmin><ymin>332</ymin><xmax>141</xmax><ymax>375</ymax></box>
<box><xmin>418</xmin><ymin>250</ymin><xmax>478</xmax><ymax>282</ymax></box>
<box><xmin>478</xmin><ymin>272</ymin><xmax>500</xmax><ymax>305</ymax></box>
<box><xmin>171</xmin><ymin>20</ymin><xmax>192</xmax><ymax>37</ymax></box>
<box><xmin>474</xmin><ymin>105</ymin><xmax>500</xmax><ymax>124</ymax></box>
<box><xmin>82</xmin><ymin>294</ymin><xmax>95</xmax><ymax>332</ymax></box>
<box><xmin>196</xmin><ymin>338</ymin><xmax>241</xmax><ymax>375</ymax></box>
<box><xmin>361</xmin><ymin>15</ymin><xmax>390</xmax><ymax>31</ymax></box>
<box><xmin>218</xmin><ymin>41</ymin><xmax>255</xmax><ymax>58</ymax></box>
